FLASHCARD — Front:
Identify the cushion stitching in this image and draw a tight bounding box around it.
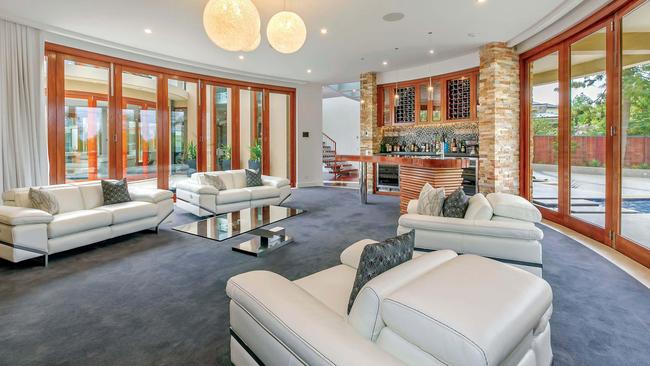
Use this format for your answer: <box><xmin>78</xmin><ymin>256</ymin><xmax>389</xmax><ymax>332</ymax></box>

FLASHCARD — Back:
<box><xmin>383</xmin><ymin>299</ymin><xmax>488</xmax><ymax>366</ymax></box>
<box><xmin>229</xmin><ymin>280</ymin><xmax>336</xmax><ymax>365</ymax></box>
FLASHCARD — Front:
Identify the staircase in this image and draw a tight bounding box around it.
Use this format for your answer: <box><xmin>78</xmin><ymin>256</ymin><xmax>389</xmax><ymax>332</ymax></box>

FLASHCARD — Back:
<box><xmin>322</xmin><ymin>133</ymin><xmax>357</xmax><ymax>181</ymax></box>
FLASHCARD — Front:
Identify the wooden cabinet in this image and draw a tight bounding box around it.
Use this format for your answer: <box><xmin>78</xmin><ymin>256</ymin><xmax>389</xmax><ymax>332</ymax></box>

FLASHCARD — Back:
<box><xmin>377</xmin><ymin>68</ymin><xmax>478</xmax><ymax>127</ymax></box>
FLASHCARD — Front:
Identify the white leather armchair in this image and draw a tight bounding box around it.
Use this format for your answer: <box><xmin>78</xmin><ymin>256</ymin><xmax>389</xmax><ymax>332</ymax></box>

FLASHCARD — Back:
<box><xmin>176</xmin><ymin>170</ymin><xmax>291</xmax><ymax>217</ymax></box>
<box><xmin>227</xmin><ymin>239</ymin><xmax>553</xmax><ymax>366</ymax></box>
<box><xmin>398</xmin><ymin>192</ymin><xmax>545</xmax><ymax>276</ymax></box>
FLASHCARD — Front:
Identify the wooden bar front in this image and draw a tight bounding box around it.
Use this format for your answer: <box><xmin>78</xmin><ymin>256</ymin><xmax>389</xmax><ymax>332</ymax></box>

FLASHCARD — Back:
<box><xmin>335</xmin><ymin>155</ymin><xmax>469</xmax><ymax>213</ymax></box>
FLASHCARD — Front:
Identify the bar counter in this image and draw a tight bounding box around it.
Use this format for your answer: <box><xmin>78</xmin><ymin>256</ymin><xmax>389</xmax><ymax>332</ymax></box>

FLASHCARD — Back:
<box><xmin>335</xmin><ymin>155</ymin><xmax>470</xmax><ymax>213</ymax></box>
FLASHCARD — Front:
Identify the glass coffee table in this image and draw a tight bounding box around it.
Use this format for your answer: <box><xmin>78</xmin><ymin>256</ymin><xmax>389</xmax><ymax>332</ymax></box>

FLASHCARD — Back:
<box><xmin>173</xmin><ymin>205</ymin><xmax>304</xmax><ymax>256</ymax></box>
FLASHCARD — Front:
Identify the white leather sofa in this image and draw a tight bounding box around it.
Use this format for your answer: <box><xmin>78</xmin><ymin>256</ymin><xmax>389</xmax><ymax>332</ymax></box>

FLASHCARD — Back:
<box><xmin>175</xmin><ymin>170</ymin><xmax>291</xmax><ymax>217</ymax></box>
<box><xmin>397</xmin><ymin>192</ymin><xmax>545</xmax><ymax>276</ymax></box>
<box><xmin>0</xmin><ymin>181</ymin><xmax>173</xmax><ymax>265</ymax></box>
<box><xmin>227</xmin><ymin>239</ymin><xmax>553</xmax><ymax>366</ymax></box>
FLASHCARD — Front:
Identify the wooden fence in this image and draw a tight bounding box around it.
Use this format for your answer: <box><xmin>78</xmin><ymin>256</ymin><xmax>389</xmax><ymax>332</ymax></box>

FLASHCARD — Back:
<box><xmin>533</xmin><ymin>136</ymin><xmax>650</xmax><ymax>167</ymax></box>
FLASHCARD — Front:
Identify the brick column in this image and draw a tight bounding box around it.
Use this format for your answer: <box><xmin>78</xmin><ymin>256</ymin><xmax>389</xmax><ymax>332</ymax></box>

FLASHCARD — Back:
<box><xmin>478</xmin><ymin>42</ymin><xmax>520</xmax><ymax>194</ymax></box>
<box><xmin>360</xmin><ymin>72</ymin><xmax>379</xmax><ymax>191</ymax></box>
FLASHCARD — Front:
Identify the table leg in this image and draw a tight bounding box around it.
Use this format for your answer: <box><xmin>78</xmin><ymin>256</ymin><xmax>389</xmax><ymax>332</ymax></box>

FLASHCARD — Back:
<box><xmin>359</xmin><ymin>161</ymin><xmax>368</xmax><ymax>204</ymax></box>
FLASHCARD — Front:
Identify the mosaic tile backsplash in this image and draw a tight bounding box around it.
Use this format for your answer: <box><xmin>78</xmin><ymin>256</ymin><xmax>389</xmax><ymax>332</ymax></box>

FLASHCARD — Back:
<box><xmin>380</xmin><ymin>121</ymin><xmax>479</xmax><ymax>147</ymax></box>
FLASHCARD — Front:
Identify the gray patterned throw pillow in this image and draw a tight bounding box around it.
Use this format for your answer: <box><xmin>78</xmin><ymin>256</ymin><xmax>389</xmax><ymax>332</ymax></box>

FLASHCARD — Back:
<box><xmin>443</xmin><ymin>188</ymin><xmax>469</xmax><ymax>218</ymax></box>
<box><xmin>347</xmin><ymin>230</ymin><xmax>415</xmax><ymax>314</ymax></box>
<box><xmin>245</xmin><ymin>169</ymin><xmax>263</xmax><ymax>187</ymax></box>
<box><xmin>201</xmin><ymin>174</ymin><xmax>227</xmax><ymax>190</ymax></box>
<box><xmin>416</xmin><ymin>183</ymin><xmax>445</xmax><ymax>216</ymax></box>
<box><xmin>29</xmin><ymin>188</ymin><xmax>59</xmax><ymax>214</ymax></box>
<box><xmin>101</xmin><ymin>179</ymin><xmax>132</xmax><ymax>205</ymax></box>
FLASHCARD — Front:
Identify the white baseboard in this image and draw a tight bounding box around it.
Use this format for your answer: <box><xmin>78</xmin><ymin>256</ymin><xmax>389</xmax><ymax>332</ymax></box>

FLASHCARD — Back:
<box><xmin>296</xmin><ymin>180</ymin><xmax>324</xmax><ymax>188</ymax></box>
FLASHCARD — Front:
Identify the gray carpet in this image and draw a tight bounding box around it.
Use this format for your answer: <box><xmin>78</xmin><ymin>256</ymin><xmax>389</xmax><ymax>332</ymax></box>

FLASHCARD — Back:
<box><xmin>0</xmin><ymin>187</ymin><xmax>648</xmax><ymax>366</ymax></box>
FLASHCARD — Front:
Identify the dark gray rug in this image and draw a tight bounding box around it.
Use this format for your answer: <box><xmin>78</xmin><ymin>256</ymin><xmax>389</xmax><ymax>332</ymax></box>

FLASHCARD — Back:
<box><xmin>0</xmin><ymin>187</ymin><xmax>648</xmax><ymax>366</ymax></box>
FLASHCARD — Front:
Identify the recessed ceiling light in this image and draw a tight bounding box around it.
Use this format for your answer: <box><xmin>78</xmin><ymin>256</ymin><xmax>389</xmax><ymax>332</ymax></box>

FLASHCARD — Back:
<box><xmin>382</xmin><ymin>61</ymin><xmax>388</xmax><ymax>66</ymax></box>
<box><xmin>429</xmin><ymin>49</ymin><xmax>435</xmax><ymax>54</ymax></box>
<box><xmin>307</xmin><ymin>69</ymin><xmax>312</xmax><ymax>73</ymax></box>
<box><xmin>238</xmin><ymin>55</ymin><xmax>245</xmax><ymax>60</ymax></box>
<box><xmin>144</xmin><ymin>28</ymin><xmax>152</xmax><ymax>34</ymax></box>
<box><xmin>320</xmin><ymin>28</ymin><xmax>328</xmax><ymax>35</ymax></box>
<box><xmin>352</xmin><ymin>89</ymin><xmax>357</xmax><ymax>92</ymax></box>
<box><xmin>477</xmin><ymin>0</ymin><xmax>487</xmax><ymax>3</ymax></box>
<box><xmin>382</xmin><ymin>12</ymin><xmax>405</xmax><ymax>22</ymax></box>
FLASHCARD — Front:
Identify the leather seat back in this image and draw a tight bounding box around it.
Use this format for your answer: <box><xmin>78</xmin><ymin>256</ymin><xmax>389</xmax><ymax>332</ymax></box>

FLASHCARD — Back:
<box><xmin>347</xmin><ymin>250</ymin><xmax>457</xmax><ymax>341</ymax></box>
<box><xmin>380</xmin><ymin>255</ymin><xmax>552</xmax><ymax>366</ymax></box>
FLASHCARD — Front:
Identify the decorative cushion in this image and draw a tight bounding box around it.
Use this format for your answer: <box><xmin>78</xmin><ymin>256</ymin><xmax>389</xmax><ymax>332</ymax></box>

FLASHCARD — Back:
<box><xmin>28</xmin><ymin>188</ymin><xmax>59</xmax><ymax>215</ymax></box>
<box><xmin>464</xmin><ymin>193</ymin><xmax>493</xmax><ymax>221</ymax></box>
<box><xmin>486</xmin><ymin>192</ymin><xmax>542</xmax><ymax>223</ymax></box>
<box><xmin>442</xmin><ymin>188</ymin><xmax>469</xmax><ymax>218</ymax></box>
<box><xmin>101</xmin><ymin>179</ymin><xmax>132</xmax><ymax>205</ymax></box>
<box><xmin>416</xmin><ymin>183</ymin><xmax>445</xmax><ymax>216</ymax></box>
<box><xmin>200</xmin><ymin>174</ymin><xmax>227</xmax><ymax>190</ymax></box>
<box><xmin>347</xmin><ymin>230</ymin><xmax>415</xmax><ymax>314</ymax></box>
<box><xmin>245</xmin><ymin>169</ymin><xmax>263</xmax><ymax>187</ymax></box>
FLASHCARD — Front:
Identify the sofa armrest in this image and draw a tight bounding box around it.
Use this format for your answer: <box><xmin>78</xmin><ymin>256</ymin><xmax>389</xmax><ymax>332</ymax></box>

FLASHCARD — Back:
<box><xmin>398</xmin><ymin>214</ymin><xmax>544</xmax><ymax>241</ymax></box>
<box><xmin>406</xmin><ymin>199</ymin><xmax>418</xmax><ymax>214</ymax></box>
<box><xmin>129</xmin><ymin>189</ymin><xmax>173</xmax><ymax>203</ymax></box>
<box><xmin>0</xmin><ymin>206</ymin><xmax>53</xmax><ymax>226</ymax></box>
<box><xmin>175</xmin><ymin>181</ymin><xmax>219</xmax><ymax>195</ymax></box>
<box><xmin>227</xmin><ymin>271</ymin><xmax>404</xmax><ymax>366</ymax></box>
<box><xmin>262</xmin><ymin>175</ymin><xmax>290</xmax><ymax>188</ymax></box>
<box><xmin>340</xmin><ymin>239</ymin><xmax>379</xmax><ymax>269</ymax></box>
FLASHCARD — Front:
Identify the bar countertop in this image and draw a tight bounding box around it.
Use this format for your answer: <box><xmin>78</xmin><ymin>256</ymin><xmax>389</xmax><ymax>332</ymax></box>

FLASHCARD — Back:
<box><xmin>334</xmin><ymin>154</ymin><xmax>470</xmax><ymax>169</ymax></box>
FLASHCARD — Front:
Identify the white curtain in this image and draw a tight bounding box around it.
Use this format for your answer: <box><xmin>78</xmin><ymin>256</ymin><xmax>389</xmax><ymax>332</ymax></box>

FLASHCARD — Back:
<box><xmin>0</xmin><ymin>19</ymin><xmax>48</xmax><ymax>199</ymax></box>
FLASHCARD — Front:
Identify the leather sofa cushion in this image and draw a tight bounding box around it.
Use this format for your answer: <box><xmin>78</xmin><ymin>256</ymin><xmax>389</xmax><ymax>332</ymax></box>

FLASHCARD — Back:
<box><xmin>230</xmin><ymin>170</ymin><xmax>248</xmax><ymax>189</ymax></box>
<box><xmin>486</xmin><ymin>193</ymin><xmax>542</xmax><ymax>223</ymax></box>
<box><xmin>74</xmin><ymin>182</ymin><xmax>104</xmax><ymax>209</ymax></box>
<box><xmin>47</xmin><ymin>209</ymin><xmax>112</xmax><ymax>238</ymax></box>
<box><xmin>294</xmin><ymin>264</ymin><xmax>356</xmax><ymax>317</ymax></box>
<box><xmin>464</xmin><ymin>193</ymin><xmax>493</xmax><ymax>221</ymax></box>
<box><xmin>381</xmin><ymin>255</ymin><xmax>552</xmax><ymax>366</ymax></box>
<box><xmin>217</xmin><ymin>189</ymin><xmax>251</xmax><ymax>204</ymax></box>
<box><xmin>245</xmin><ymin>186</ymin><xmax>280</xmax><ymax>200</ymax></box>
<box><xmin>95</xmin><ymin>201</ymin><xmax>158</xmax><ymax>225</ymax></box>
<box><xmin>43</xmin><ymin>186</ymin><xmax>85</xmax><ymax>214</ymax></box>
<box><xmin>348</xmin><ymin>250</ymin><xmax>457</xmax><ymax>341</ymax></box>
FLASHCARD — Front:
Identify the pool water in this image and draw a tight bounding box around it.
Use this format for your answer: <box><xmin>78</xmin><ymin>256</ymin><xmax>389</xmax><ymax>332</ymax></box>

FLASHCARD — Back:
<box><xmin>591</xmin><ymin>198</ymin><xmax>650</xmax><ymax>213</ymax></box>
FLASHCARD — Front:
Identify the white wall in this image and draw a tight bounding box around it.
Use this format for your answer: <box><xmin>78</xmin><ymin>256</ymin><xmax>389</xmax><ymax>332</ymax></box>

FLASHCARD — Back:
<box><xmin>322</xmin><ymin>97</ymin><xmax>360</xmax><ymax>156</ymax></box>
<box><xmin>41</xmin><ymin>32</ymin><xmax>323</xmax><ymax>187</ymax></box>
<box><xmin>296</xmin><ymin>83</ymin><xmax>323</xmax><ymax>187</ymax></box>
<box><xmin>377</xmin><ymin>52</ymin><xmax>480</xmax><ymax>84</ymax></box>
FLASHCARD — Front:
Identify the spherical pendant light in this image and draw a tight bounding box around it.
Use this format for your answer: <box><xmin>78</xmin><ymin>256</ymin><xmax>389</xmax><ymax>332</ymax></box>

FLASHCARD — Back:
<box><xmin>266</xmin><ymin>11</ymin><xmax>307</xmax><ymax>54</ymax></box>
<box><xmin>241</xmin><ymin>33</ymin><xmax>261</xmax><ymax>52</ymax></box>
<box><xmin>203</xmin><ymin>0</ymin><xmax>261</xmax><ymax>52</ymax></box>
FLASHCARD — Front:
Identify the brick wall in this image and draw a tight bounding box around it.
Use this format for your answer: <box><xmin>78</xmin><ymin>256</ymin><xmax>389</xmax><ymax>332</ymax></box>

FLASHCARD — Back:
<box><xmin>360</xmin><ymin>72</ymin><xmax>379</xmax><ymax>190</ymax></box>
<box><xmin>478</xmin><ymin>42</ymin><xmax>520</xmax><ymax>194</ymax></box>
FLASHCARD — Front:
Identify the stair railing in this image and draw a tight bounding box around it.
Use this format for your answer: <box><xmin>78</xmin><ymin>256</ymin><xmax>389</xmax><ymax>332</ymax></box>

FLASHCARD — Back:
<box><xmin>322</xmin><ymin>132</ymin><xmax>337</xmax><ymax>154</ymax></box>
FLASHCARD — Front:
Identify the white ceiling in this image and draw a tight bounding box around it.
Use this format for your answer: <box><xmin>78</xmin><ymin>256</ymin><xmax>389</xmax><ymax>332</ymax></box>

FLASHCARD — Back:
<box><xmin>0</xmin><ymin>0</ymin><xmax>578</xmax><ymax>84</ymax></box>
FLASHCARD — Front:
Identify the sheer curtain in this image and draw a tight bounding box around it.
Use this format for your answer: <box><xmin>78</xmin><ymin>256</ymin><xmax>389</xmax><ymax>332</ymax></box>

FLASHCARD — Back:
<box><xmin>0</xmin><ymin>19</ymin><xmax>48</xmax><ymax>200</ymax></box>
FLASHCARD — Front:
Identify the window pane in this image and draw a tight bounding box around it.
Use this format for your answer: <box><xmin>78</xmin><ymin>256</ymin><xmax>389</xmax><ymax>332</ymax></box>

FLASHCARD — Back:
<box><xmin>621</xmin><ymin>4</ymin><xmax>650</xmax><ymax>249</ymax></box>
<box><xmin>570</xmin><ymin>28</ymin><xmax>607</xmax><ymax>227</ymax></box>
<box><xmin>269</xmin><ymin>93</ymin><xmax>290</xmax><ymax>179</ymax></box>
<box><xmin>240</xmin><ymin>89</ymin><xmax>252</xmax><ymax>169</ymax></box>
<box><xmin>206</xmin><ymin>85</ymin><xmax>232</xmax><ymax>171</ymax></box>
<box><xmin>168</xmin><ymin>79</ymin><xmax>198</xmax><ymax>188</ymax></box>
<box><xmin>530</xmin><ymin>52</ymin><xmax>560</xmax><ymax>210</ymax></box>
<box><xmin>63</xmin><ymin>59</ymin><xmax>109</xmax><ymax>182</ymax></box>
<box><xmin>122</xmin><ymin>71</ymin><xmax>158</xmax><ymax>187</ymax></box>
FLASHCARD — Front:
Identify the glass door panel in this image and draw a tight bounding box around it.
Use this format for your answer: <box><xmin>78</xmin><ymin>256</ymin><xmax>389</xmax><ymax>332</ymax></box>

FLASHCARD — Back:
<box><xmin>418</xmin><ymin>85</ymin><xmax>428</xmax><ymax>122</ymax></box>
<box><xmin>430</xmin><ymin>80</ymin><xmax>441</xmax><ymax>121</ymax></box>
<box><xmin>239</xmin><ymin>89</ymin><xmax>252</xmax><ymax>169</ymax></box>
<box><xmin>570</xmin><ymin>28</ymin><xmax>607</xmax><ymax>227</ymax></box>
<box><xmin>168</xmin><ymin>79</ymin><xmax>198</xmax><ymax>188</ymax></box>
<box><xmin>122</xmin><ymin>71</ymin><xmax>158</xmax><ymax>187</ymax></box>
<box><xmin>620</xmin><ymin>3</ymin><xmax>650</xmax><ymax>249</ymax></box>
<box><xmin>63</xmin><ymin>59</ymin><xmax>109</xmax><ymax>182</ymax></box>
<box><xmin>269</xmin><ymin>92</ymin><xmax>290</xmax><ymax>179</ymax></box>
<box><xmin>206</xmin><ymin>85</ymin><xmax>233</xmax><ymax>171</ymax></box>
<box><xmin>530</xmin><ymin>51</ymin><xmax>560</xmax><ymax>210</ymax></box>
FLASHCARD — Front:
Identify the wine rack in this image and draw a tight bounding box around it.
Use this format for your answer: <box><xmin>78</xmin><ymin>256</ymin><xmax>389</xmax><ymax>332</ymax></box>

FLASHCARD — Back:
<box><xmin>447</xmin><ymin>78</ymin><xmax>471</xmax><ymax>120</ymax></box>
<box><xmin>394</xmin><ymin>86</ymin><xmax>415</xmax><ymax>123</ymax></box>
